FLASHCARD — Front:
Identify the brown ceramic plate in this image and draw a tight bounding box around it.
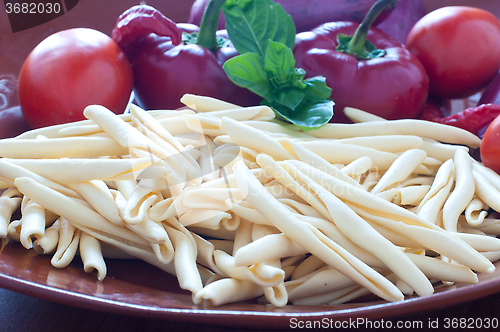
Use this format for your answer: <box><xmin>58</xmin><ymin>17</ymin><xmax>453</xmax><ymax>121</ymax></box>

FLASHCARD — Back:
<box><xmin>1</xmin><ymin>239</ymin><xmax>500</xmax><ymax>330</ymax></box>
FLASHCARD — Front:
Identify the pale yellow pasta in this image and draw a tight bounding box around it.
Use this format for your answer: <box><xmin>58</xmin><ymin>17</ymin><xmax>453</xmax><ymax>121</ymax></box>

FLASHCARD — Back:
<box><xmin>18</xmin><ymin>196</ymin><xmax>46</xmax><ymax>249</ymax></box>
<box><xmin>341</xmin><ymin>156</ymin><xmax>373</xmax><ymax>178</ymax></box>
<box><xmin>290</xmin><ymin>255</ymin><xmax>326</xmax><ymax>281</ymax></box>
<box><xmin>263</xmin><ymin>282</ymin><xmax>288</xmax><ymax>307</ymax></box>
<box><xmin>277</xmin><ymin>138</ymin><xmax>363</xmax><ymax>188</ymax></box>
<box><xmin>370</xmin><ymin>149</ymin><xmax>428</xmax><ymax>194</ymax></box>
<box><xmin>334</xmin><ymin>135</ymin><xmax>424</xmax><ymax>153</ymax></box>
<box><xmin>220</xmin><ymin>117</ymin><xmax>295</xmax><ymax>161</ymax></box>
<box><xmin>293</xmin><ymin>284</ymin><xmax>363</xmax><ymax>305</ymax></box>
<box><xmin>420</xmin><ymin>138</ymin><xmax>469</xmax><ymax>162</ymax></box>
<box><xmin>14</xmin><ymin>177</ymin><xmax>153</xmax><ymax>253</ymax></box>
<box><xmin>194</xmin><ymin>277</ymin><xmax>264</xmax><ymax>306</ymax></box>
<box><xmin>33</xmin><ymin>218</ymin><xmax>60</xmax><ymax>255</ymax></box>
<box><xmin>343</xmin><ymin>107</ymin><xmax>386</xmax><ymax>123</ymax></box>
<box><xmin>417</xmin><ymin>176</ymin><xmax>454</xmax><ymax>224</ymax></box>
<box><xmin>0</xmin><ymin>160</ymin><xmax>79</xmax><ymax>198</ymax></box>
<box><xmin>233</xmin><ymin>233</ymin><xmax>307</xmax><ymax>267</ymax></box>
<box><xmin>306</xmin><ymin>119</ymin><xmax>481</xmax><ymax>148</ymax></box>
<box><xmin>405</xmin><ymin>253</ymin><xmax>477</xmax><ymax>284</ymax></box>
<box><xmin>79</xmin><ymin>232</ymin><xmax>107</xmax><ymax>281</ymax></box>
<box><xmin>460</xmin><ymin>216</ymin><xmax>500</xmax><ymax>235</ymax></box>
<box><xmin>392</xmin><ymin>185</ymin><xmax>431</xmax><ymax>206</ymax></box>
<box><xmin>473</xmin><ymin>168</ymin><xmax>500</xmax><ymax>212</ymax></box>
<box><xmin>351</xmin><ymin>205</ymin><xmax>494</xmax><ymax>273</ymax></box>
<box><xmin>285</xmin><ymin>162</ymin><xmax>434</xmax><ymax>296</ymax></box>
<box><xmin>213</xmin><ymin>250</ymin><xmax>285</xmax><ymax>287</ymax></box>
<box><xmin>165</xmin><ymin>226</ymin><xmax>204</xmax><ymax>302</ymax></box>
<box><xmin>4</xmin><ymin>157</ymin><xmax>156</xmax><ymax>183</ymax></box>
<box><xmin>225</xmin><ymin>199</ymin><xmax>273</xmax><ymax>226</ymax></box>
<box><xmin>180</xmin><ymin>93</ymin><xmax>241</xmax><ymax>112</ymax></box>
<box><xmin>51</xmin><ymin>217</ymin><xmax>81</xmax><ymax>268</ymax></box>
<box><xmin>68</xmin><ymin>181</ymin><xmax>122</xmax><ymax>225</ymax></box>
<box><xmin>232</xmin><ymin>218</ymin><xmax>253</xmax><ymax>254</ymax></box>
<box><xmin>3</xmin><ymin>95</ymin><xmax>500</xmax><ymax>308</ymax></box>
<box><xmin>196</xmin><ymin>105</ymin><xmax>275</xmax><ymax>121</ymax></box>
<box><xmin>464</xmin><ymin>197</ymin><xmax>488</xmax><ymax>226</ymax></box>
<box><xmin>442</xmin><ymin>149</ymin><xmax>475</xmax><ymax>232</ymax></box>
<box><xmin>233</xmin><ymin>160</ymin><xmax>404</xmax><ymax>302</ymax></box>
<box><xmin>417</xmin><ymin>159</ymin><xmax>454</xmax><ymax>211</ymax></box>
<box><xmin>298</xmin><ymin>140</ymin><xmax>400</xmax><ymax>171</ymax></box>
<box><xmin>191</xmin><ymin>232</ymin><xmax>224</xmax><ymax>275</ymax></box>
<box><xmin>0</xmin><ymin>136</ymin><xmax>129</xmax><ymax>159</ymax></box>
<box><xmin>178</xmin><ymin>209</ymin><xmax>232</xmax><ymax>229</ymax></box>
<box><xmin>0</xmin><ymin>187</ymin><xmax>22</xmax><ymax>238</ymax></box>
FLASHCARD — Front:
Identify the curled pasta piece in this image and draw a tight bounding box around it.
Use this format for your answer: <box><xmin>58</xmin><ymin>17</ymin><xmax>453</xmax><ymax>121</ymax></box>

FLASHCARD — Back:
<box><xmin>194</xmin><ymin>277</ymin><xmax>263</xmax><ymax>306</ymax></box>
<box><xmin>0</xmin><ymin>187</ymin><xmax>22</xmax><ymax>238</ymax></box>
<box><xmin>79</xmin><ymin>232</ymin><xmax>107</xmax><ymax>281</ymax></box>
<box><xmin>464</xmin><ymin>197</ymin><xmax>488</xmax><ymax>226</ymax></box>
<box><xmin>33</xmin><ymin>218</ymin><xmax>60</xmax><ymax>255</ymax></box>
<box><xmin>18</xmin><ymin>196</ymin><xmax>46</xmax><ymax>250</ymax></box>
<box><xmin>165</xmin><ymin>226</ymin><xmax>204</xmax><ymax>303</ymax></box>
<box><xmin>263</xmin><ymin>282</ymin><xmax>288</xmax><ymax>307</ymax></box>
<box><xmin>51</xmin><ymin>217</ymin><xmax>81</xmax><ymax>269</ymax></box>
<box><xmin>233</xmin><ymin>233</ymin><xmax>307</xmax><ymax>267</ymax></box>
<box><xmin>214</xmin><ymin>250</ymin><xmax>285</xmax><ymax>287</ymax></box>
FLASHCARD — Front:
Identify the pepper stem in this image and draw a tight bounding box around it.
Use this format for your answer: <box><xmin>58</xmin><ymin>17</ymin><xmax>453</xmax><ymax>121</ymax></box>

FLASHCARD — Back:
<box><xmin>196</xmin><ymin>0</ymin><xmax>226</xmax><ymax>51</ymax></box>
<box><xmin>338</xmin><ymin>0</ymin><xmax>398</xmax><ymax>60</ymax></box>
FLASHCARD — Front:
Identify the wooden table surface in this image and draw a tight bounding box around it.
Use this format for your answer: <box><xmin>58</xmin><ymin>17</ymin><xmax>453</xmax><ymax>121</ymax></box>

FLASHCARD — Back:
<box><xmin>2</xmin><ymin>1</ymin><xmax>500</xmax><ymax>331</ymax></box>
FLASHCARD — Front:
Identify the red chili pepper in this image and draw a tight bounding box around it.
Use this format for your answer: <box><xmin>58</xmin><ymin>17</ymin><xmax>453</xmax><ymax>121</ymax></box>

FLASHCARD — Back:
<box><xmin>293</xmin><ymin>0</ymin><xmax>429</xmax><ymax>123</ymax></box>
<box><xmin>111</xmin><ymin>2</ymin><xmax>260</xmax><ymax>110</ymax></box>
<box><xmin>420</xmin><ymin>102</ymin><xmax>500</xmax><ymax>136</ymax></box>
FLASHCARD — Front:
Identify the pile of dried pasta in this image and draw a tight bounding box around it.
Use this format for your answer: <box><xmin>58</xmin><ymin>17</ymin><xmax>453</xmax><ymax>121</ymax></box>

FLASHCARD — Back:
<box><xmin>1</xmin><ymin>94</ymin><xmax>500</xmax><ymax>307</ymax></box>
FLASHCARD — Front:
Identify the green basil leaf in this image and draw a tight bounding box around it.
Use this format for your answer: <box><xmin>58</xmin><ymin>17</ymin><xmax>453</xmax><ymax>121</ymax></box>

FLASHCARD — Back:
<box><xmin>264</xmin><ymin>41</ymin><xmax>295</xmax><ymax>76</ymax></box>
<box><xmin>222</xmin><ymin>53</ymin><xmax>274</xmax><ymax>101</ymax></box>
<box><xmin>268</xmin><ymin>99</ymin><xmax>334</xmax><ymax>130</ymax></box>
<box><xmin>223</xmin><ymin>0</ymin><xmax>296</xmax><ymax>57</ymax></box>
<box><xmin>275</xmin><ymin>88</ymin><xmax>305</xmax><ymax>110</ymax></box>
<box><xmin>304</xmin><ymin>76</ymin><xmax>333</xmax><ymax>102</ymax></box>
<box><xmin>292</xmin><ymin>100</ymin><xmax>335</xmax><ymax>130</ymax></box>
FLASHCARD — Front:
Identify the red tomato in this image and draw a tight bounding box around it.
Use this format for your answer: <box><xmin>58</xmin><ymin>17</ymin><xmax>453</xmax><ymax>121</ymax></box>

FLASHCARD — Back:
<box><xmin>18</xmin><ymin>28</ymin><xmax>133</xmax><ymax>129</ymax></box>
<box><xmin>481</xmin><ymin>115</ymin><xmax>500</xmax><ymax>174</ymax></box>
<box><xmin>406</xmin><ymin>6</ymin><xmax>500</xmax><ymax>99</ymax></box>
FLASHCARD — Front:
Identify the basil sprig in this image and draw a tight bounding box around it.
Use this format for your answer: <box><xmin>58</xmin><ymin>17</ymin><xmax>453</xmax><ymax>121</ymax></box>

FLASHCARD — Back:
<box><xmin>222</xmin><ymin>0</ymin><xmax>334</xmax><ymax>130</ymax></box>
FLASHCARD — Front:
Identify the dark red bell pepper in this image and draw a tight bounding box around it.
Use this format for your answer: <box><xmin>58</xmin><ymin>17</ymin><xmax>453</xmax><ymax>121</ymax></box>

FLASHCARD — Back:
<box><xmin>293</xmin><ymin>0</ymin><xmax>429</xmax><ymax>123</ymax></box>
<box><xmin>111</xmin><ymin>1</ymin><xmax>260</xmax><ymax>111</ymax></box>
